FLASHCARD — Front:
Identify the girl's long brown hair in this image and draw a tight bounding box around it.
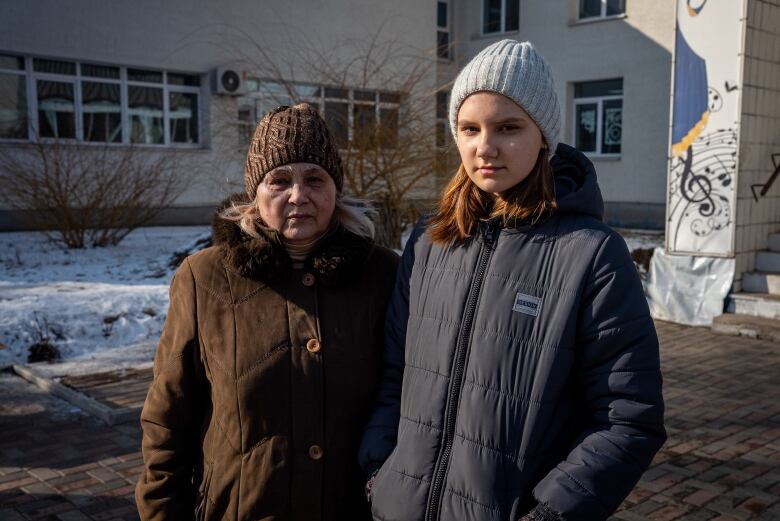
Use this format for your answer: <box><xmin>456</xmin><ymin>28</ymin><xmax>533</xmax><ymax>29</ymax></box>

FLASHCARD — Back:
<box><xmin>429</xmin><ymin>148</ymin><xmax>557</xmax><ymax>244</ymax></box>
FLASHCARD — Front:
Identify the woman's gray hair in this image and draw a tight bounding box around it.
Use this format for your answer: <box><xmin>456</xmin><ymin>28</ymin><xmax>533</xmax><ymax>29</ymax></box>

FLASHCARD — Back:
<box><xmin>220</xmin><ymin>194</ymin><xmax>376</xmax><ymax>240</ymax></box>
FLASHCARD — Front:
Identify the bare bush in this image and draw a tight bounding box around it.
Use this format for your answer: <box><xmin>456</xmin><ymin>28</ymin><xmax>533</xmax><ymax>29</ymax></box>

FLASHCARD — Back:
<box><xmin>192</xmin><ymin>23</ymin><xmax>451</xmax><ymax>248</ymax></box>
<box><xmin>27</xmin><ymin>314</ymin><xmax>63</xmax><ymax>363</ymax></box>
<box><xmin>0</xmin><ymin>140</ymin><xmax>189</xmax><ymax>248</ymax></box>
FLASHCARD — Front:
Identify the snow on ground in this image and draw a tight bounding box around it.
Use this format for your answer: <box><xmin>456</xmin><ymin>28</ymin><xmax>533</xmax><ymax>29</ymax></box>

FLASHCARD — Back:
<box><xmin>0</xmin><ymin>226</ymin><xmax>210</xmax><ymax>367</ymax></box>
<box><xmin>26</xmin><ymin>341</ymin><xmax>158</xmax><ymax>380</ymax></box>
<box><xmin>0</xmin><ymin>225</ymin><xmax>664</xmax><ymax>370</ymax></box>
<box><xmin>616</xmin><ymin>228</ymin><xmax>665</xmax><ymax>252</ymax></box>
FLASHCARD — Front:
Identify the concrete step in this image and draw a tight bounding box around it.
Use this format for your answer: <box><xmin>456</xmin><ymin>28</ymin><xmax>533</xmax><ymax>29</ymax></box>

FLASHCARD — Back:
<box><xmin>712</xmin><ymin>313</ymin><xmax>780</xmax><ymax>342</ymax></box>
<box><xmin>756</xmin><ymin>251</ymin><xmax>780</xmax><ymax>273</ymax></box>
<box><xmin>725</xmin><ymin>292</ymin><xmax>780</xmax><ymax>319</ymax></box>
<box><xmin>769</xmin><ymin>233</ymin><xmax>780</xmax><ymax>252</ymax></box>
<box><xmin>742</xmin><ymin>271</ymin><xmax>780</xmax><ymax>295</ymax></box>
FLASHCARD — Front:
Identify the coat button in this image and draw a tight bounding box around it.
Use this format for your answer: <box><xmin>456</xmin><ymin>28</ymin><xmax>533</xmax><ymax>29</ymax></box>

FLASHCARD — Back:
<box><xmin>308</xmin><ymin>444</ymin><xmax>323</xmax><ymax>460</ymax></box>
<box><xmin>306</xmin><ymin>338</ymin><xmax>321</xmax><ymax>353</ymax></box>
<box><xmin>302</xmin><ymin>273</ymin><xmax>315</xmax><ymax>286</ymax></box>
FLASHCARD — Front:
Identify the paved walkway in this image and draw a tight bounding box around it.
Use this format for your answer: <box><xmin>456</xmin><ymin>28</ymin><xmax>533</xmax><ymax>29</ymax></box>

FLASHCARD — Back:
<box><xmin>0</xmin><ymin>321</ymin><xmax>778</xmax><ymax>520</ymax></box>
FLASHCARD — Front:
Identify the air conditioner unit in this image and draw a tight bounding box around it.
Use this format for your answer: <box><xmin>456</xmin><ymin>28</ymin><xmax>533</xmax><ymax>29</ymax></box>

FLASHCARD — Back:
<box><xmin>211</xmin><ymin>67</ymin><xmax>247</xmax><ymax>96</ymax></box>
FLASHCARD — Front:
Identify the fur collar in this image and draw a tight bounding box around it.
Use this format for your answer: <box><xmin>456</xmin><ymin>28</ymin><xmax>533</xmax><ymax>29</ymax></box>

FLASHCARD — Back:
<box><xmin>212</xmin><ymin>194</ymin><xmax>373</xmax><ymax>286</ymax></box>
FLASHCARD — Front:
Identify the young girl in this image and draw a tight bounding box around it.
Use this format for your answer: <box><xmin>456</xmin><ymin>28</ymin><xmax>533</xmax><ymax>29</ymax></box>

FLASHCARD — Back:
<box><xmin>359</xmin><ymin>40</ymin><xmax>665</xmax><ymax>521</ymax></box>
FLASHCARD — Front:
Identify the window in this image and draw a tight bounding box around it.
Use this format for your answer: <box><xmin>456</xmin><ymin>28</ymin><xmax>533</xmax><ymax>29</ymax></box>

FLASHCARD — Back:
<box><xmin>573</xmin><ymin>78</ymin><xmax>622</xmax><ymax>156</ymax></box>
<box><xmin>239</xmin><ymin>80</ymin><xmax>401</xmax><ymax>150</ymax></box>
<box><xmin>125</xmin><ymin>68</ymin><xmax>200</xmax><ymax>145</ymax></box>
<box><xmin>436</xmin><ymin>90</ymin><xmax>449</xmax><ymax>148</ymax></box>
<box><xmin>0</xmin><ymin>54</ymin><xmax>28</xmax><ymax>139</ymax></box>
<box><xmin>169</xmin><ymin>91</ymin><xmax>198</xmax><ymax>144</ymax></box>
<box><xmin>324</xmin><ymin>101</ymin><xmax>349</xmax><ymax>147</ymax></box>
<box><xmin>0</xmin><ymin>55</ymin><xmax>202</xmax><ymax>146</ymax></box>
<box><xmin>578</xmin><ymin>0</ymin><xmax>625</xmax><ymax>20</ymax></box>
<box><xmin>437</xmin><ymin>1</ymin><xmax>451</xmax><ymax>60</ymax></box>
<box><xmin>82</xmin><ymin>81</ymin><xmax>121</xmax><ymax>142</ymax></box>
<box><xmin>379</xmin><ymin>107</ymin><xmax>398</xmax><ymax>148</ymax></box>
<box><xmin>483</xmin><ymin>0</ymin><xmax>519</xmax><ymax>34</ymax></box>
<box><xmin>37</xmin><ymin>80</ymin><xmax>76</xmax><ymax>139</ymax></box>
<box><xmin>78</xmin><ymin>64</ymin><xmax>122</xmax><ymax>142</ymax></box>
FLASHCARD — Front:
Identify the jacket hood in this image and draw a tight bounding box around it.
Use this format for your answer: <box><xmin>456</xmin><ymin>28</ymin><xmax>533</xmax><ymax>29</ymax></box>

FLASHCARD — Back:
<box><xmin>550</xmin><ymin>143</ymin><xmax>604</xmax><ymax>221</ymax></box>
<box><xmin>211</xmin><ymin>193</ymin><xmax>373</xmax><ymax>286</ymax></box>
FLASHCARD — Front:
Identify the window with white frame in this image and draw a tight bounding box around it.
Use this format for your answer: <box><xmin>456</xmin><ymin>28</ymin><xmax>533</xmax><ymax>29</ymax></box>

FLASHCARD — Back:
<box><xmin>0</xmin><ymin>54</ymin><xmax>29</xmax><ymax>140</ymax></box>
<box><xmin>578</xmin><ymin>0</ymin><xmax>625</xmax><ymax>20</ymax></box>
<box><xmin>573</xmin><ymin>78</ymin><xmax>622</xmax><ymax>156</ymax></box>
<box><xmin>437</xmin><ymin>1</ymin><xmax>451</xmax><ymax>60</ymax></box>
<box><xmin>238</xmin><ymin>80</ymin><xmax>401</xmax><ymax>150</ymax></box>
<box><xmin>0</xmin><ymin>53</ymin><xmax>202</xmax><ymax>146</ymax></box>
<box><xmin>482</xmin><ymin>0</ymin><xmax>519</xmax><ymax>34</ymax></box>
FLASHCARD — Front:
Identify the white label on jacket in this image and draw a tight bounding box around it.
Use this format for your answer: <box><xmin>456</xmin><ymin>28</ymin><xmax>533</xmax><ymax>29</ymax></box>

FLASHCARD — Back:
<box><xmin>513</xmin><ymin>292</ymin><xmax>541</xmax><ymax>317</ymax></box>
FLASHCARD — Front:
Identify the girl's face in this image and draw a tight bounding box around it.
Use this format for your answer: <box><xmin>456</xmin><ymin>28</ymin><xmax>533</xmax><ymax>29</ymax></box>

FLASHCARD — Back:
<box><xmin>256</xmin><ymin>162</ymin><xmax>337</xmax><ymax>244</ymax></box>
<box><xmin>456</xmin><ymin>92</ymin><xmax>544</xmax><ymax>196</ymax></box>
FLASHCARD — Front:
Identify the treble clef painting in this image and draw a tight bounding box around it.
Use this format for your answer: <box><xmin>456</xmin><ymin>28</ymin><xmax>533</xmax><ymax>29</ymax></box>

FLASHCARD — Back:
<box><xmin>669</xmin><ymin>128</ymin><xmax>736</xmax><ymax>244</ymax></box>
<box><xmin>666</xmin><ymin>0</ymin><xmax>743</xmax><ymax>255</ymax></box>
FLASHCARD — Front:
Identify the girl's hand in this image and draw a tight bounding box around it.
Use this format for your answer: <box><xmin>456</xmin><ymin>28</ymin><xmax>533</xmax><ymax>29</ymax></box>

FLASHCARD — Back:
<box><xmin>364</xmin><ymin>469</ymin><xmax>379</xmax><ymax>503</ymax></box>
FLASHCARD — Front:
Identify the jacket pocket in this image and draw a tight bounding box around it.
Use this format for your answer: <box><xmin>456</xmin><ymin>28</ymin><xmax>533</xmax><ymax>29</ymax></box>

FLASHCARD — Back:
<box><xmin>369</xmin><ymin>458</ymin><xmax>392</xmax><ymax>515</ymax></box>
<box><xmin>239</xmin><ymin>435</ymin><xmax>291</xmax><ymax>519</ymax></box>
<box><xmin>195</xmin><ymin>461</ymin><xmax>213</xmax><ymax>521</ymax></box>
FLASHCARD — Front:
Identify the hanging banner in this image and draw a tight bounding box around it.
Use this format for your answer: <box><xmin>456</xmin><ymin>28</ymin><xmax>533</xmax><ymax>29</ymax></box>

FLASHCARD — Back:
<box><xmin>666</xmin><ymin>0</ymin><xmax>744</xmax><ymax>256</ymax></box>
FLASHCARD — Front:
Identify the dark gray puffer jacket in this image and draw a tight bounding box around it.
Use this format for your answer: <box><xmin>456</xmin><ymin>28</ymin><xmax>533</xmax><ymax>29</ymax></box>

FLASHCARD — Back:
<box><xmin>358</xmin><ymin>144</ymin><xmax>666</xmax><ymax>521</ymax></box>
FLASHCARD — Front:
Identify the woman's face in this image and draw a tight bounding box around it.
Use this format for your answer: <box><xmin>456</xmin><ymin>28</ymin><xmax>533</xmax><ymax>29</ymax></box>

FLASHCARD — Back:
<box><xmin>256</xmin><ymin>162</ymin><xmax>337</xmax><ymax>244</ymax></box>
<box><xmin>456</xmin><ymin>92</ymin><xmax>544</xmax><ymax>196</ymax></box>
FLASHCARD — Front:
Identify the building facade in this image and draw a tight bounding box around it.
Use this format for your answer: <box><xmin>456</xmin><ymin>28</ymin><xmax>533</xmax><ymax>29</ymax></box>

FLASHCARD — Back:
<box><xmin>1</xmin><ymin>0</ymin><xmax>776</xmax><ymax>256</ymax></box>
<box><xmin>0</xmin><ymin>0</ymin><xmax>437</xmax><ymax>228</ymax></box>
<box><xmin>437</xmin><ymin>0</ymin><xmax>676</xmax><ymax>229</ymax></box>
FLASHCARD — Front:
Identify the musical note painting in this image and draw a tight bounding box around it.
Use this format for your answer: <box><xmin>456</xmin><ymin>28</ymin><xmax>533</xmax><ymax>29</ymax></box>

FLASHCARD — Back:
<box><xmin>666</xmin><ymin>0</ymin><xmax>744</xmax><ymax>255</ymax></box>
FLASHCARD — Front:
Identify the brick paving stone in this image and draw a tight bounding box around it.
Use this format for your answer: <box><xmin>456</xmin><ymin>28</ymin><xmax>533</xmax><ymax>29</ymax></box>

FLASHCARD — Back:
<box><xmin>56</xmin><ymin>511</ymin><xmax>93</xmax><ymax>521</ymax></box>
<box><xmin>20</xmin><ymin>480</ymin><xmax>58</xmax><ymax>497</ymax></box>
<box><xmin>647</xmin><ymin>503</ymin><xmax>692</xmax><ymax>520</ymax></box>
<box><xmin>0</xmin><ymin>472</ymin><xmax>32</xmax><ymax>486</ymax></box>
<box><xmin>611</xmin><ymin>511</ymin><xmax>656</xmax><ymax>521</ymax></box>
<box><xmin>685</xmin><ymin>488</ymin><xmax>722</xmax><ymax>507</ymax></box>
<box><xmin>737</xmin><ymin>497</ymin><xmax>770</xmax><ymax>518</ymax></box>
<box><xmin>1</xmin><ymin>320</ymin><xmax>779</xmax><ymax>520</ymax></box>
<box><xmin>0</xmin><ymin>507</ymin><xmax>27</xmax><ymax>520</ymax></box>
<box><xmin>612</xmin><ymin>322</ymin><xmax>780</xmax><ymax>520</ymax></box>
<box><xmin>0</xmin><ymin>477</ymin><xmax>38</xmax><ymax>493</ymax></box>
<box><xmin>87</xmin><ymin>467</ymin><xmax>122</xmax><ymax>484</ymax></box>
<box><xmin>54</xmin><ymin>477</ymin><xmax>102</xmax><ymax>494</ymax></box>
<box><xmin>28</xmin><ymin>467</ymin><xmax>61</xmax><ymax>482</ymax></box>
<box><xmin>0</xmin><ymin>491</ymin><xmax>33</xmax><ymax>509</ymax></box>
<box><xmin>631</xmin><ymin>499</ymin><xmax>666</xmax><ymax>516</ymax></box>
<box><xmin>85</xmin><ymin>479</ymin><xmax>131</xmax><ymax>497</ymax></box>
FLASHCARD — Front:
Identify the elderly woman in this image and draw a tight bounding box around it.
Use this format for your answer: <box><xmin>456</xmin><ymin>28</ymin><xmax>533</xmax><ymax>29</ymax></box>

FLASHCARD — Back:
<box><xmin>136</xmin><ymin>103</ymin><xmax>398</xmax><ymax>520</ymax></box>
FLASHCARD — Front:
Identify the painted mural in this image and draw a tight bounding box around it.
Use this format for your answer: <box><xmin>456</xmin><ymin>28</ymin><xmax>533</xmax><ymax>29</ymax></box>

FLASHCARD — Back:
<box><xmin>666</xmin><ymin>0</ymin><xmax>744</xmax><ymax>255</ymax></box>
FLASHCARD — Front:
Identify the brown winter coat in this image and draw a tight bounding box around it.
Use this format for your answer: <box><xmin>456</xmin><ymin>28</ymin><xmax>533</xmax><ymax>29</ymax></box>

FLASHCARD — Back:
<box><xmin>135</xmin><ymin>211</ymin><xmax>398</xmax><ymax>521</ymax></box>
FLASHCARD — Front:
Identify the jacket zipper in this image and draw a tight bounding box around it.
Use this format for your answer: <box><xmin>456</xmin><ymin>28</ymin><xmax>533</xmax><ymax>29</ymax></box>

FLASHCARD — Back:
<box><xmin>425</xmin><ymin>222</ymin><xmax>499</xmax><ymax>521</ymax></box>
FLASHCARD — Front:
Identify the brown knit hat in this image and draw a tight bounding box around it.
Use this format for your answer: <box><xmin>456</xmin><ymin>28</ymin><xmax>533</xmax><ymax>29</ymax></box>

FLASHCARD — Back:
<box><xmin>244</xmin><ymin>103</ymin><xmax>344</xmax><ymax>198</ymax></box>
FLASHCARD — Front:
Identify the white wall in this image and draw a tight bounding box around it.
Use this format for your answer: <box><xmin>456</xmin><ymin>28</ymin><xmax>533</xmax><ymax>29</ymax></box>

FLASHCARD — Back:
<box><xmin>734</xmin><ymin>0</ymin><xmax>780</xmax><ymax>286</ymax></box>
<box><xmin>0</xmin><ymin>0</ymin><xmax>432</xmax><ymax>75</ymax></box>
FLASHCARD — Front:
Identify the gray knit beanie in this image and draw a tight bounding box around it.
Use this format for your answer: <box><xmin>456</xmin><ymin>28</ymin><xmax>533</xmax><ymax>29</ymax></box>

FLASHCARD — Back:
<box><xmin>449</xmin><ymin>39</ymin><xmax>560</xmax><ymax>151</ymax></box>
